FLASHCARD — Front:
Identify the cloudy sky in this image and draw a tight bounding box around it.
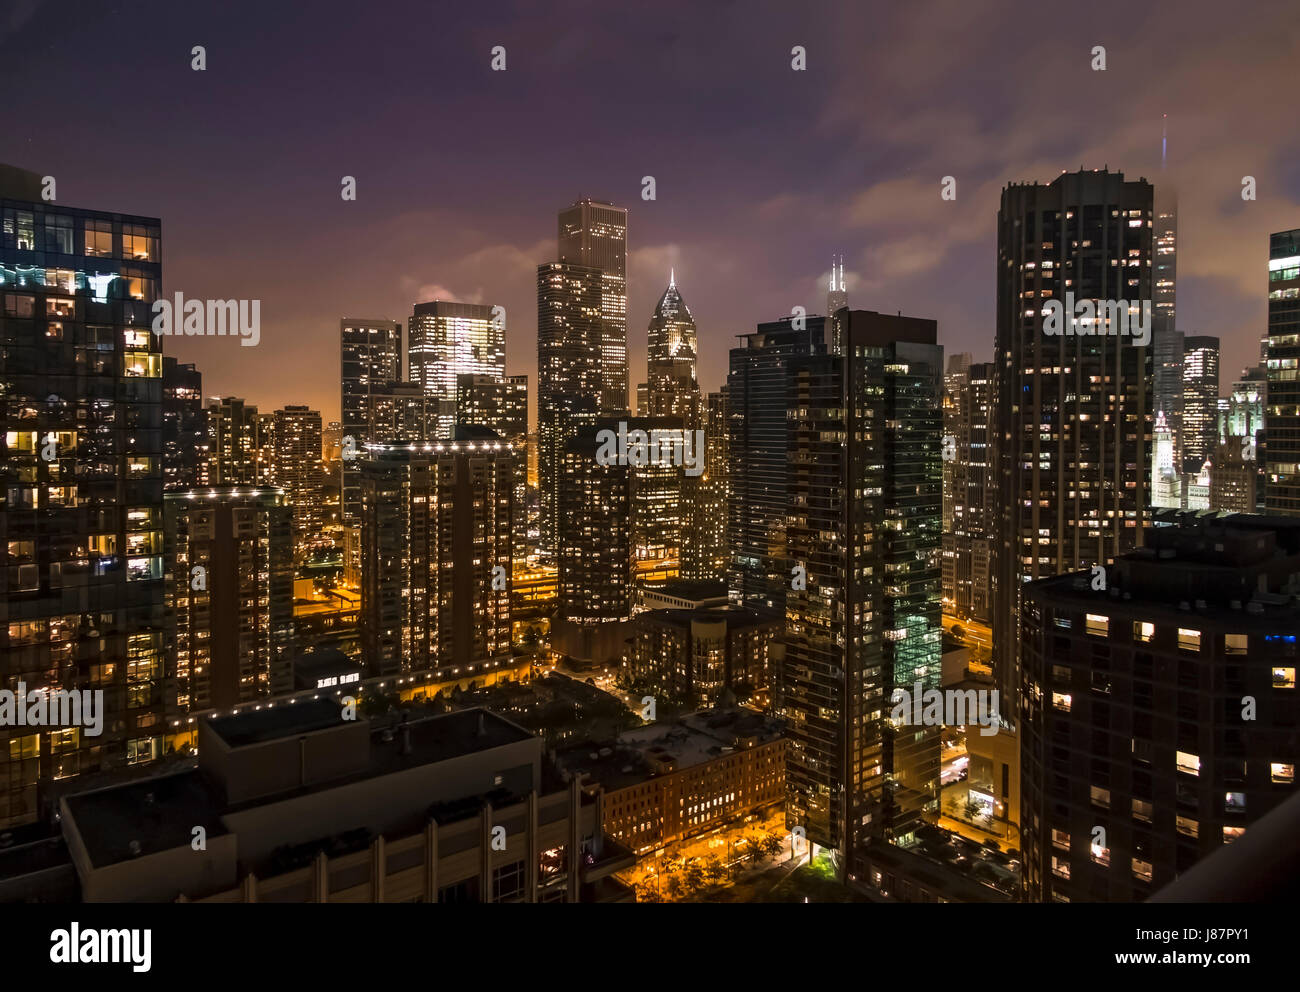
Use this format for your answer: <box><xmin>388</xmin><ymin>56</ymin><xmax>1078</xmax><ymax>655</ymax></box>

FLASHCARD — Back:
<box><xmin>4</xmin><ymin>0</ymin><xmax>1298</xmax><ymax>422</ymax></box>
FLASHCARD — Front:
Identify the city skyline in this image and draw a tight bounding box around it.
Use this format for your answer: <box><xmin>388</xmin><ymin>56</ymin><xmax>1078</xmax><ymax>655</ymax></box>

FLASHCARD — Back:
<box><xmin>3</xmin><ymin>1</ymin><xmax>1297</xmax><ymax>423</ymax></box>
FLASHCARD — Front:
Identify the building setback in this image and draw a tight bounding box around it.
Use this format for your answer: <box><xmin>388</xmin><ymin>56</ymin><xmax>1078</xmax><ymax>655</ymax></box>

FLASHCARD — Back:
<box><xmin>1020</xmin><ymin>511</ymin><xmax>1300</xmax><ymax>902</ymax></box>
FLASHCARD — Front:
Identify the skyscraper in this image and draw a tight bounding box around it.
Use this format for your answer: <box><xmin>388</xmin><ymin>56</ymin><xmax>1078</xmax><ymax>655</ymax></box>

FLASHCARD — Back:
<box><xmin>537</xmin><ymin>260</ymin><xmax>603</xmax><ymax>553</ymax></box>
<box><xmin>992</xmin><ymin>170</ymin><xmax>1153</xmax><ymax>707</ymax></box>
<box><xmin>942</xmin><ymin>359</ymin><xmax>994</xmax><ymax>623</ymax></box>
<box><xmin>781</xmin><ymin>309</ymin><xmax>943</xmax><ymax>863</ymax></box>
<box><xmin>359</xmin><ymin>434</ymin><xmax>515</xmax><ymax>678</ymax></box>
<box><xmin>1152</xmin><ymin>181</ymin><xmax>1183</xmax><ymax>460</ymax></box>
<box><xmin>1181</xmin><ymin>335</ymin><xmax>1220</xmax><ymax>471</ymax></box>
<box><xmin>165</xmin><ymin>486</ymin><xmax>295</xmax><ymax>712</ymax></box>
<box><xmin>553</xmin><ymin>422</ymin><xmax>634</xmax><ymax>668</ymax></box>
<box><xmin>340</xmin><ymin>318</ymin><xmax>402</xmax><ymax>525</ymax></box>
<box><xmin>644</xmin><ymin>273</ymin><xmax>701</xmax><ymax>428</ymax></box>
<box><xmin>827</xmin><ymin>254</ymin><xmax>847</xmax><ymax>319</ymax></box>
<box><xmin>726</xmin><ymin>316</ymin><xmax>829</xmax><ymax>612</ymax></box>
<box><xmin>558</xmin><ymin>198</ymin><xmax>628</xmax><ymax>415</ymax></box>
<box><xmin>205</xmin><ymin>396</ymin><xmax>273</xmax><ymax>485</ymax></box>
<box><xmin>272</xmin><ymin>405</ymin><xmax>325</xmax><ymax>557</ymax></box>
<box><xmin>408</xmin><ymin>300</ymin><xmax>506</xmax><ymax>439</ymax></box>
<box><xmin>1266</xmin><ymin>229</ymin><xmax>1300</xmax><ymax>516</ymax></box>
<box><xmin>0</xmin><ymin>168</ymin><xmax>167</xmax><ymax>826</ymax></box>
<box><xmin>681</xmin><ymin>390</ymin><xmax>729</xmax><ymax>582</ymax></box>
<box><xmin>456</xmin><ymin>373</ymin><xmax>528</xmax><ymax>556</ymax></box>
<box><xmin>162</xmin><ymin>357</ymin><xmax>206</xmax><ymax>489</ymax></box>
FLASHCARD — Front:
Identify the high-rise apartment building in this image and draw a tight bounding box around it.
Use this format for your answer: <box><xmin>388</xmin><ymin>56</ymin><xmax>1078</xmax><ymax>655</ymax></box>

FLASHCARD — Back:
<box><xmin>1266</xmin><ymin>229</ymin><xmax>1300</xmax><ymax>516</ymax></box>
<box><xmin>340</xmin><ymin>318</ymin><xmax>402</xmax><ymax>524</ymax></box>
<box><xmin>205</xmin><ymin>396</ymin><xmax>273</xmax><ymax>485</ymax></box>
<box><xmin>553</xmin><ymin>422</ymin><xmax>635</xmax><ymax>670</ymax></box>
<box><xmin>537</xmin><ymin>261</ymin><xmax>603</xmax><ymax>553</ymax></box>
<box><xmin>164</xmin><ymin>486</ymin><xmax>294</xmax><ymax>713</ymax></box>
<box><xmin>992</xmin><ymin>170</ymin><xmax>1154</xmax><ymax>707</ymax></box>
<box><xmin>726</xmin><ymin>316</ymin><xmax>828</xmax><ymax>612</ymax></box>
<box><xmin>558</xmin><ymin>198</ymin><xmax>628</xmax><ymax>414</ymax></box>
<box><xmin>781</xmin><ymin>310</ymin><xmax>943</xmax><ymax>864</ymax></box>
<box><xmin>358</xmin><ymin>434</ymin><xmax>514</xmax><ymax>678</ymax></box>
<box><xmin>942</xmin><ymin>360</ymin><xmax>994</xmax><ymax>622</ymax></box>
<box><xmin>1</xmin><ymin>168</ymin><xmax>167</xmax><ymax>826</ymax></box>
<box><xmin>457</xmin><ymin>373</ymin><xmax>528</xmax><ymax>556</ymax></box>
<box><xmin>1182</xmin><ymin>335</ymin><xmax>1220</xmax><ymax>471</ymax></box>
<box><xmin>645</xmin><ymin>274</ymin><xmax>701</xmax><ymax>428</ymax></box>
<box><xmin>1020</xmin><ymin>512</ymin><xmax>1300</xmax><ymax>902</ymax></box>
<box><xmin>272</xmin><ymin>405</ymin><xmax>325</xmax><ymax>556</ymax></box>
<box><xmin>162</xmin><ymin>357</ymin><xmax>205</xmax><ymax>489</ymax></box>
<box><xmin>408</xmin><ymin>300</ymin><xmax>506</xmax><ymax>439</ymax></box>
<box><xmin>681</xmin><ymin>390</ymin><xmax>730</xmax><ymax>582</ymax></box>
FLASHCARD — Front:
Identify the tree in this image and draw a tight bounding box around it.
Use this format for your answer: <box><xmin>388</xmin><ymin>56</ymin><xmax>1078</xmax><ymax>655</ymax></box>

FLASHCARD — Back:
<box><xmin>761</xmin><ymin>833</ymin><xmax>784</xmax><ymax>859</ymax></box>
<box><xmin>963</xmin><ymin>798</ymin><xmax>983</xmax><ymax>821</ymax></box>
<box><xmin>702</xmin><ymin>855</ymin><xmax>726</xmax><ymax>885</ymax></box>
<box><xmin>683</xmin><ymin>858</ymin><xmax>705</xmax><ymax>893</ymax></box>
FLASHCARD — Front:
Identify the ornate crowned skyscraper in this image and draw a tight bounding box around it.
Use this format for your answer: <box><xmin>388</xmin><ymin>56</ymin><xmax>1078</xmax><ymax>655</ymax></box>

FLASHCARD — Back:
<box><xmin>645</xmin><ymin>270</ymin><xmax>701</xmax><ymax>428</ymax></box>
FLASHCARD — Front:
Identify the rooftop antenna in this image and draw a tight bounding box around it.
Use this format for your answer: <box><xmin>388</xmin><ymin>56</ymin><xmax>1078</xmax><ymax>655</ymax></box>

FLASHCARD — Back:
<box><xmin>1161</xmin><ymin>113</ymin><xmax>1168</xmax><ymax>170</ymax></box>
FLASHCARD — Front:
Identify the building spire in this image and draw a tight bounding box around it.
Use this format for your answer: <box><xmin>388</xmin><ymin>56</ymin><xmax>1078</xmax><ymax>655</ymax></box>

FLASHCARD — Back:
<box><xmin>670</xmin><ymin>267</ymin><xmax>675</xmax><ymax>290</ymax></box>
<box><xmin>1161</xmin><ymin>113</ymin><xmax>1167</xmax><ymax>170</ymax></box>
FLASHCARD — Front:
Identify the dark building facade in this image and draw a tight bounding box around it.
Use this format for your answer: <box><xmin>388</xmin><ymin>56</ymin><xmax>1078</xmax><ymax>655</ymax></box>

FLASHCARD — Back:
<box><xmin>339</xmin><ymin>318</ymin><xmax>402</xmax><ymax>525</ymax></box>
<box><xmin>1</xmin><ymin>169</ymin><xmax>168</xmax><ymax>826</ymax></box>
<box><xmin>781</xmin><ymin>310</ymin><xmax>944</xmax><ymax>864</ymax></box>
<box><xmin>726</xmin><ymin>316</ymin><xmax>828</xmax><ymax>612</ymax></box>
<box><xmin>992</xmin><ymin>170</ymin><xmax>1154</xmax><ymax>708</ymax></box>
<box><xmin>1020</xmin><ymin>512</ymin><xmax>1300</xmax><ymax>902</ymax></box>
<box><xmin>162</xmin><ymin>357</ymin><xmax>205</xmax><ymax>489</ymax></box>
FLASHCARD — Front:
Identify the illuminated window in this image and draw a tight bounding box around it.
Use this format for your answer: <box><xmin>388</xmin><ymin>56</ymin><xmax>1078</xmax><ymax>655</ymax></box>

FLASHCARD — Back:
<box><xmin>1131</xmin><ymin>858</ymin><xmax>1153</xmax><ymax>882</ymax></box>
<box><xmin>1272</xmin><ymin>763</ymin><xmax>1294</xmax><ymax>784</ymax></box>
<box><xmin>1051</xmin><ymin>855</ymin><xmax>1071</xmax><ymax>879</ymax></box>
<box><xmin>1225</xmin><ymin>634</ymin><xmax>1248</xmax><ymax>656</ymax></box>
<box><xmin>1133</xmin><ymin>621</ymin><xmax>1155</xmax><ymax>643</ymax></box>
<box><xmin>1085</xmin><ymin>614</ymin><xmax>1109</xmax><ymax>637</ymax></box>
<box><xmin>1176</xmin><ymin>751</ymin><xmax>1200</xmax><ymax>777</ymax></box>
<box><xmin>1274</xmin><ymin>667</ymin><xmax>1296</xmax><ymax>689</ymax></box>
<box><xmin>1224</xmin><ymin>792</ymin><xmax>1246</xmax><ymax>813</ymax></box>
<box><xmin>1131</xmin><ymin>798</ymin><xmax>1153</xmax><ymax>823</ymax></box>
<box><xmin>1052</xmin><ymin>692</ymin><xmax>1072</xmax><ymax>713</ymax></box>
<box><xmin>1176</xmin><ymin>816</ymin><xmax>1198</xmax><ymax>838</ymax></box>
<box><xmin>1090</xmin><ymin>785</ymin><xmax>1110</xmax><ymax>809</ymax></box>
<box><xmin>1051</xmin><ymin>829</ymin><xmax>1070</xmax><ymax>850</ymax></box>
<box><xmin>1223</xmin><ymin>826</ymin><xmax>1245</xmax><ymax>844</ymax></box>
<box><xmin>1177</xmin><ymin>628</ymin><xmax>1201</xmax><ymax>652</ymax></box>
<box><xmin>1090</xmin><ymin>843</ymin><xmax>1110</xmax><ymax>867</ymax></box>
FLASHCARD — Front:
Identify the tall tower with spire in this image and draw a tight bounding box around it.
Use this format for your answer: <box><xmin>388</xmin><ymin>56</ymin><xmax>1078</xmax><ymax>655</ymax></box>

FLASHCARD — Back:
<box><xmin>645</xmin><ymin>272</ymin><xmax>702</xmax><ymax>428</ymax></box>
<box><xmin>827</xmin><ymin>255</ymin><xmax>847</xmax><ymax>316</ymax></box>
<box><xmin>1153</xmin><ymin>115</ymin><xmax>1183</xmax><ymax>464</ymax></box>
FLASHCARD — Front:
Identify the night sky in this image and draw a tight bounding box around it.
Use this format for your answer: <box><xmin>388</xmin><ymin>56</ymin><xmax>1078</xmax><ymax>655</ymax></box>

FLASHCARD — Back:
<box><xmin>4</xmin><ymin>0</ymin><xmax>1298</xmax><ymax>423</ymax></box>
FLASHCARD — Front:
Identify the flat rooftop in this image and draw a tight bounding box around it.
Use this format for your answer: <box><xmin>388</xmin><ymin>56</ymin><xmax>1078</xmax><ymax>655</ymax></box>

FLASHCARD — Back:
<box><xmin>206</xmin><ymin>697</ymin><xmax>351</xmax><ymax>749</ymax></box>
<box><xmin>64</xmin><ymin>770</ymin><xmax>228</xmax><ymax>869</ymax></box>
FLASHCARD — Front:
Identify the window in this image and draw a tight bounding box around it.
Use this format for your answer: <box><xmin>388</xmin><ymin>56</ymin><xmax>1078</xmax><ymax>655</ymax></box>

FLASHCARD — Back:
<box><xmin>1131</xmin><ymin>858</ymin><xmax>1153</xmax><ymax>882</ymax></box>
<box><xmin>1131</xmin><ymin>798</ymin><xmax>1153</xmax><ymax>823</ymax></box>
<box><xmin>1176</xmin><ymin>816</ymin><xmax>1198</xmax><ymax>839</ymax></box>
<box><xmin>1051</xmin><ymin>829</ymin><xmax>1070</xmax><ymax>850</ymax></box>
<box><xmin>492</xmin><ymin>859</ymin><xmax>525</xmax><ymax>902</ymax></box>
<box><xmin>1225</xmin><ymin>634</ymin><xmax>1248</xmax><ymax>656</ymax></box>
<box><xmin>1133</xmin><ymin>621</ymin><xmax>1155</xmax><ymax>643</ymax></box>
<box><xmin>1085</xmin><ymin>614</ymin><xmax>1109</xmax><ymax>637</ymax></box>
<box><xmin>82</xmin><ymin>218</ymin><xmax>113</xmax><ymax>256</ymax></box>
<box><xmin>1052</xmin><ymin>692</ymin><xmax>1072</xmax><ymax>712</ymax></box>
<box><xmin>1090</xmin><ymin>843</ymin><xmax>1110</xmax><ymax>867</ymax></box>
<box><xmin>1274</xmin><ymin>667</ymin><xmax>1296</xmax><ymax>689</ymax></box>
<box><xmin>1051</xmin><ymin>855</ymin><xmax>1071</xmax><ymax>879</ymax></box>
<box><xmin>1090</xmin><ymin>785</ymin><xmax>1111</xmax><ymax>809</ymax></box>
<box><xmin>1177</xmin><ymin>628</ymin><xmax>1201</xmax><ymax>652</ymax></box>
<box><xmin>1223</xmin><ymin>826</ymin><xmax>1245</xmax><ymax>844</ymax></box>
<box><xmin>1224</xmin><ymin>792</ymin><xmax>1246</xmax><ymax>813</ymax></box>
<box><xmin>1272</xmin><ymin>762</ymin><xmax>1294</xmax><ymax>784</ymax></box>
